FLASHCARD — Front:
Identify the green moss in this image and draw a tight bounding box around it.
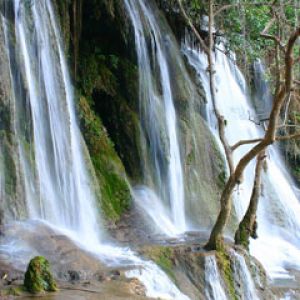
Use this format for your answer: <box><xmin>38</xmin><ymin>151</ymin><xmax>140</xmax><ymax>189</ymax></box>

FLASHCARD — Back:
<box><xmin>92</xmin><ymin>156</ymin><xmax>131</xmax><ymax>220</ymax></box>
<box><xmin>99</xmin><ymin>93</ymin><xmax>142</xmax><ymax>181</ymax></box>
<box><xmin>24</xmin><ymin>256</ymin><xmax>57</xmax><ymax>294</ymax></box>
<box><xmin>77</xmin><ymin>96</ymin><xmax>131</xmax><ymax>221</ymax></box>
<box><xmin>80</xmin><ymin>53</ymin><xmax>118</xmax><ymax>98</ymax></box>
<box><xmin>216</xmin><ymin>245</ymin><xmax>237</xmax><ymax>300</ymax></box>
<box><xmin>143</xmin><ymin>246</ymin><xmax>176</xmax><ymax>283</ymax></box>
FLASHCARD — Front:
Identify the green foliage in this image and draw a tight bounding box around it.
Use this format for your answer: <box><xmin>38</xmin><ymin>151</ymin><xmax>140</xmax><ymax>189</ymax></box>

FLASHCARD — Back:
<box><xmin>181</xmin><ymin>0</ymin><xmax>298</xmax><ymax>67</ymax></box>
<box><xmin>217</xmin><ymin>0</ymin><xmax>274</xmax><ymax>61</ymax></box>
<box><xmin>24</xmin><ymin>256</ymin><xmax>57</xmax><ymax>294</ymax></box>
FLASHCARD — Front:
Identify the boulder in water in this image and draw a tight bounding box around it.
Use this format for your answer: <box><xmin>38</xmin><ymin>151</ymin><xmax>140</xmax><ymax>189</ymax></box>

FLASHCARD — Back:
<box><xmin>24</xmin><ymin>256</ymin><xmax>57</xmax><ymax>294</ymax></box>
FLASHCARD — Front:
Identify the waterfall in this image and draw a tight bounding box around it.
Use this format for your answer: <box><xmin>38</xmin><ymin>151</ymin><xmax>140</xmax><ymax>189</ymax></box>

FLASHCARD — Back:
<box><xmin>231</xmin><ymin>251</ymin><xmax>259</xmax><ymax>300</ymax></box>
<box><xmin>204</xmin><ymin>252</ymin><xmax>259</xmax><ymax>300</ymax></box>
<box><xmin>183</xmin><ymin>43</ymin><xmax>300</xmax><ymax>279</ymax></box>
<box><xmin>126</xmin><ymin>259</ymin><xmax>190</xmax><ymax>300</ymax></box>
<box><xmin>124</xmin><ymin>0</ymin><xmax>186</xmax><ymax>233</ymax></box>
<box><xmin>204</xmin><ymin>255</ymin><xmax>228</xmax><ymax>300</ymax></box>
<box><xmin>0</xmin><ymin>1</ymin><xmax>191</xmax><ymax>298</ymax></box>
<box><xmin>2</xmin><ymin>0</ymin><xmax>100</xmax><ymax>245</ymax></box>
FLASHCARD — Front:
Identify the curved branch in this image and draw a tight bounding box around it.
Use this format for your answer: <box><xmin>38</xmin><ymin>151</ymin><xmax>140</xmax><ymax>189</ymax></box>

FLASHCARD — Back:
<box><xmin>260</xmin><ymin>33</ymin><xmax>286</xmax><ymax>53</ymax></box>
<box><xmin>231</xmin><ymin>138</ymin><xmax>263</xmax><ymax>151</ymax></box>
<box><xmin>276</xmin><ymin>132</ymin><xmax>300</xmax><ymax>141</ymax></box>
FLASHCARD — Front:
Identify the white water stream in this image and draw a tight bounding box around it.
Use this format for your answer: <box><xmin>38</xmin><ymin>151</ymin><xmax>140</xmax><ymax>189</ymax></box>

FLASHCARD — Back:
<box><xmin>231</xmin><ymin>251</ymin><xmax>259</xmax><ymax>300</ymax></box>
<box><xmin>12</xmin><ymin>0</ymin><xmax>100</xmax><ymax>244</ymax></box>
<box><xmin>204</xmin><ymin>255</ymin><xmax>227</xmax><ymax>300</ymax></box>
<box><xmin>124</xmin><ymin>0</ymin><xmax>186</xmax><ymax>233</ymax></box>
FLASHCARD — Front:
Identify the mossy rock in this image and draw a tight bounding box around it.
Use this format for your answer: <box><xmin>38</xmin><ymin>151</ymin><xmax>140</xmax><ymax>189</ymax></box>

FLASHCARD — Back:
<box><xmin>24</xmin><ymin>256</ymin><xmax>57</xmax><ymax>294</ymax></box>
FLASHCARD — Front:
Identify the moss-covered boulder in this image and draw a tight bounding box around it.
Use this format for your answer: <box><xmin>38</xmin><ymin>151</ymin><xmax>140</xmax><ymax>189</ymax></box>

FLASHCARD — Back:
<box><xmin>24</xmin><ymin>256</ymin><xmax>57</xmax><ymax>294</ymax></box>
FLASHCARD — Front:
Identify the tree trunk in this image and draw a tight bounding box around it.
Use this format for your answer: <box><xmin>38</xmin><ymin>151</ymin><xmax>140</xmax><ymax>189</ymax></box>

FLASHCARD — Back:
<box><xmin>207</xmin><ymin>0</ymin><xmax>235</xmax><ymax>175</ymax></box>
<box><xmin>204</xmin><ymin>175</ymin><xmax>236</xmax><ymax>250</ymax></box>
<box><xmin>234</xmin><ymin>150</ymin><xmax>266</xmax><ymax>248</ymax></box>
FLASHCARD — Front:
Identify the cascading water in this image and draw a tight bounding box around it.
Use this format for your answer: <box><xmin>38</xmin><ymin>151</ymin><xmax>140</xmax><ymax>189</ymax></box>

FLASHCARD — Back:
<box><xmin>124</xmin><ymin>0</ymin><xmax>186</xmax><ymax>233</ymax></box>
<box><xmin>231</xmin><ymin>251</ymin><xmax>259</xmax><ymax>300</ymax></box>
<box><xmin>6</xmin><ymin>0</ymin><xmax>300</xmax><ymax>297</ymax></box>
<box><xmin>184</xmin><ymin>42</ymin><xmax>300</xmax><ymax>280</ymax></box>
<box><xmin>204</xmin><ymin>251</ymin><xmax>259</xmax><ymax>300</ymax></box>
<box><xmin>5</xmin><ymin>0</ymin><xmax>100</xmax><ymax>245</ymax></box>
<box><xmin>204</xmin><ymin>255</ymin><xmax>227</xmax><ymax>300</ymax></box>
<box><xmin>0</xmin><ymin>1</ymin><xmax>190</xmax><ymax>299</ymax></box>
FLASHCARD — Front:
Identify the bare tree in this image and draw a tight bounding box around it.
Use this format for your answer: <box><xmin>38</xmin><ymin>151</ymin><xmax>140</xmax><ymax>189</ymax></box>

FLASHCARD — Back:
<box><xmin>206</xmin><ymin>26</ymin><xmax>300</xmax><ymax>250</ymax></box>
<box><xmin>177</xmin><ymin>0</ymin><xmax>300</xmax><ymax>250</ymax></box>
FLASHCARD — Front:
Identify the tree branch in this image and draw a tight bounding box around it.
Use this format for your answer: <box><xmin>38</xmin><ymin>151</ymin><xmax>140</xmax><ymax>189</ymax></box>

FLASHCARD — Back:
<box><xmin>176</xmin><ymin>0</ymin><xmax>209</xmax><ymax>54</ymax></box>
<box><xmin>231</xmin><ymin>138</ymin><xmax>263</xmax><ymax>151</ymax></box>
<box><xmin>260</xmin><ymin>33</ymin><xmax>286</xmax><ymax>53</ymax></box>
<box><xmin>276</xmin><ymin>132</ymin><xmax>300</xmax><ymax>141</ymax></box>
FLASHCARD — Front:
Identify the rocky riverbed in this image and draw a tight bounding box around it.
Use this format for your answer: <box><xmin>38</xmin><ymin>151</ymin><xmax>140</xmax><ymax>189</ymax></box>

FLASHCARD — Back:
<box><xmin>0</xmin><ymin>220</ymin><xmax>299</xmax><ymax>299</ymax></box>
